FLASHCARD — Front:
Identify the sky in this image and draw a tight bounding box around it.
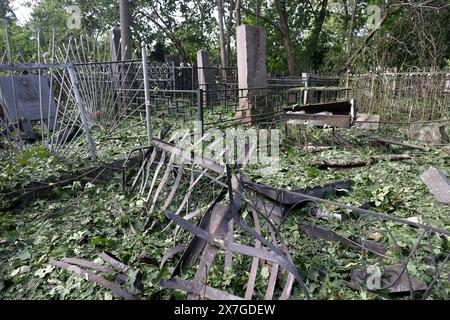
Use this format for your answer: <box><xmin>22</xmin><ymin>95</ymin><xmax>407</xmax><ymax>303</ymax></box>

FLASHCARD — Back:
<box><xmin>11</xmin><ymin>0</ymin><xmax>33</xmax><ymax>25</ymax></box>
<box><xmin>10</xmin><ymin>1</ymin><xmax>221</xmax><ymax>26</ymax></box>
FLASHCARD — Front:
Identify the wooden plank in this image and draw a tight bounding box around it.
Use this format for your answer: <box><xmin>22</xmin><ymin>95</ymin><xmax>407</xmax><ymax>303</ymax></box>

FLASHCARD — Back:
<box><xmin>283</xmin><ymin>114</ymin><xmax>351</xmax><ymax>128</ymax></box>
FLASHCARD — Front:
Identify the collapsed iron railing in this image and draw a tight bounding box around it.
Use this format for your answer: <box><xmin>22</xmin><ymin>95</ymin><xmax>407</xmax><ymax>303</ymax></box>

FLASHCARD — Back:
<box><xmin>0</xmin><ymin>62</ymin><xmax>97</xmax><ymax>161</ymax></box>
<box><xmin>118</xmin><ymin>138</ymin><xmax>450</xmax><ymax>300</ymax></box>
<box><xmin>6</xmin><ymin>131</ymin><xmax>444</xmax><ymax>300</ymax></box>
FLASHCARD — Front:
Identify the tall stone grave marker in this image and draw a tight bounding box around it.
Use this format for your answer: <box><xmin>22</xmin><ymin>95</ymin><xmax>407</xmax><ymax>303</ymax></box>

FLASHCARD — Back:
<box><xmin>236</xmin><ymin>25</ymin><xmax>270</xmax><ymax>125</ymax></box>
<box><xmin>197</xmin><ymin>50</ymin><xmax>214</xmax><ymax>89</ymax></box>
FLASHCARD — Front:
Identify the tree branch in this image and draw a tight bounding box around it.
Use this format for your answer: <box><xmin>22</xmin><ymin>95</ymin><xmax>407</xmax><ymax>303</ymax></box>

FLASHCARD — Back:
<box><xmin>340</xmin><ymin>0</ymin><xmax>438</xmax><ymax>72</ymax></box>
<box><xmin>240</xmin><ymin>6</ymin><xmax>282</xmax><ymax>33</ymax></box>
<box><xmin>135</xmin><ymin>8</ymin><xmax>188</xmax><ymax>62</ymax></box>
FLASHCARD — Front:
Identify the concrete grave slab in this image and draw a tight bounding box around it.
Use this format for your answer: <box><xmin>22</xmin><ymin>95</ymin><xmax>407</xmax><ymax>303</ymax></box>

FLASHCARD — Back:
<box><xmin>421</xmin><ymin>167</ymin><xmax>450</xmax><ymax>205</ymax></box>
<box><xmin>408</xmin><ymin>125</ymin><xmax>449</xmax><ymax>145</ymax></box>
<box><xmin>354</xmin><ymin>114</ymin><xmax>380</xmax><ymax>130</ymax></box>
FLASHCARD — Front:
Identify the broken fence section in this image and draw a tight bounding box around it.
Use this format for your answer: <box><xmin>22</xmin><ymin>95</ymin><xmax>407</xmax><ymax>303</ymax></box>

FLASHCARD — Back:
<box><xmin>45</xmin><ymin>136</ymin><xmax>450</xmax><ymax>300</ymax></box>
<box><xmin>142</xmin><ymin>140</ymin><xmax>450</xmax><ymax>300</ymax></box>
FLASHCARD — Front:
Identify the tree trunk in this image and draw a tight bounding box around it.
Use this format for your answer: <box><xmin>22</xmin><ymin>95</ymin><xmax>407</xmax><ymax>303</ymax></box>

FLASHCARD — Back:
<box><xmin>346</xmin><ymin>0</ymin><xmax>359</xmax><ymax>60</ymax></box>
<box><xmin>275</xmin><ymin>0</ymin><xmax>297</xmax><ymax>76</ymax></box>
<box><xmin>313</xmin><ymin>154</ymin><xmax>412</xmax><ymax>169</ymax></box>
<box><xmin>340</xmin><ymin>1</ymin><xmax>406</xmax><ymax>73</ymax></box>
<box><xmin>341</xmin><ymin>0</ymin><xmax>350</xmax><ymax>44</ymax></box>
<box><xmin>217</xmin><ymin>0</ymin><xmax>228</xmax><ymax>80</ymax></box>
<box><xmin>171</xmin><ymin>37</ymin><xmax>189</xmax><ymax>64</ymax></box>
<box><xmin>226</xmin><ymin>0</ymin><xmax>235</xmax><ymax>68</ymax></box>
<box><xmin>255</xmin><ymin>0</ymin><xmax>260</xmax><ymax>25</ymax></box>
<box><xmin>119</xmin><ymin>0</ymin><xmax>132</xmax><ymax>60</ymax></box>
<box><xmin>235</xmin><ymin>0</ymin><xmax>241</xmax><ymax>27</ymax></box>
<box><xmin>306</xmin><ymin>0</ymin><xmax>328</xmax><ymax>68</ymax></box>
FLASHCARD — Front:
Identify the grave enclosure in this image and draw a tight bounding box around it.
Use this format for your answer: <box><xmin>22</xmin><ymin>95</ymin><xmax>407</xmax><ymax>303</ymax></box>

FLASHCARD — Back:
<box><xmin>1</xmin><ymin>24</ymin><xmax>450</xmax><ymax>302</ymax></box>
<box><xmin>3</xmin><ymin>25</ymin><xmax>448</xmax><ymax>162</ymax></box>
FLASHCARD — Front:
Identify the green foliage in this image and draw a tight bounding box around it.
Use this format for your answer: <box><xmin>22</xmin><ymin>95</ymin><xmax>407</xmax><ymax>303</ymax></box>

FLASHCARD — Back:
<box><xmin>1</xmin><ymin>0</ymin><xmax>449</xmax><ymax>301</ymax></box>
<box><xmin>5</xmin><ymin>0</ymin><xmax>448</xmax><ymax>71</ymax></box>
<box><xmin>0</xmin><ymin>22</ymin><xmax>36</xmax><ymax>60</ymax></box>
<box><xmin>0</xmin><ymin>0</ymin><xmax>16</xmax><ymax>22</ymax></box>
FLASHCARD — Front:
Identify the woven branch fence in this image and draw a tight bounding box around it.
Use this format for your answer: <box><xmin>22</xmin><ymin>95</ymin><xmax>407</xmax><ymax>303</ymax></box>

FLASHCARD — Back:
<box><xmin>344</xmin><ymin>68</ymin><xmax>450</xmax><ymax>122</ymax></box>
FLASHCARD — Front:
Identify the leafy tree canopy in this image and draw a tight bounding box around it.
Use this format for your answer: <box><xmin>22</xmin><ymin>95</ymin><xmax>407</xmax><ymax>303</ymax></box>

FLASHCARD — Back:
<box><xmin>2</xmin><ymin>0</ymin><xmax>449</xmax><ymax>72</ymax></box>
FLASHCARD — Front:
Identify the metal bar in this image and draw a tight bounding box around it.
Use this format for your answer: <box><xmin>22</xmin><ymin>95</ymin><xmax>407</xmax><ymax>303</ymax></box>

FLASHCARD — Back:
<box><xmin>99</xmin><ymin>252</ymin><xmax>130</xmax><ymax>274</ymax></box>
<box><xmin>67</xmin><ymin>66</ymin><xmax>97</xmax><ymax>160</ymax></box>
<box><xmin>245</xmin><ymin>207</ymin><xmax>262</xmax><ymax>299</ymax></box>
<box><xmin>162</xmin><ymin>161</ymin><xmax>186</xmax><ymax>212</ymax></box>
<box><xmin>161</xmin><ymin>278</ymin><xmax>244</xmax><ymax>300</ymax></box>
<box><xmin>141</xmin><ymin>42</ymin><xmax>152</xmax><ymax>145</ymax></box>
<box><xmin>49</xmin><ymin>259</ymin><xmax>138</xmax><ymax>300</ymax></box>
<box><xmin>119</xmin><ymin>0</ymin><xmax>132</xmax><ymax>60</ymax></box>
<box><xmin>145</xmin><ymin>151</ymin><xmax>166</xmax><ymax>202</ymax></box>
<box><xmin>160</xmin><ymin>245</ymin><xmax>187</xmax><ymax>270</ymax></box>
<box><xmin>246</xmin><ymin>181</ymin><xmax>450</xmax><ymax>237</ymax></box>
<box><xmin>167</xmin><ymin>211</ymin><xmax>309</xmax><ymax>298</ymax></box>
<box><xmin>0</xmin><ymin>63</ymin><xmax>73</xmax><ymax>70</ymax></box>
<box><xmin>197</xmin><ymin>89</ymin><xmax>204</xmax><ymax>137</ymax></box>
<box><xmin>152</xmin><ymin>138</ymin><xmax>225</xmax><ymax>175</ymax></box>
<box><xmin>148</xmin><ymin>152</ymin><xmax>176</xmax><ymax>214</ymax></box>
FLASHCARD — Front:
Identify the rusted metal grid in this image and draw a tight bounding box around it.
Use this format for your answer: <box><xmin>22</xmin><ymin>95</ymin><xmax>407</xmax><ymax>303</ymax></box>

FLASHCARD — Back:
<box><xmin>199</xmin><ymin>87</ymin><xmax>286</xmax><ymax>130</ymax></box>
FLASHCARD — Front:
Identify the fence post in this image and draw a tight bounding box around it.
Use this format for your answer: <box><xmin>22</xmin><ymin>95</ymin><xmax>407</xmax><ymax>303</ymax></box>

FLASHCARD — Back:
<box><xmin>345</xmin><ymin>70</ymin><xmax>350</xmax><ymax>101</ymax></box>
<box><xmin>141</xmin><ymin>42</ymin><xmax>152</xmax><ymax>146</ymax></box>
<box><xmin>197</xmin><ymin>89</ymin><xmax>204</xmax><ymax>137</ymax></box>
<box><xmin>303</xmin><ymin>73</ymin><xmax>310</xmax><ymax>105</ymax></box>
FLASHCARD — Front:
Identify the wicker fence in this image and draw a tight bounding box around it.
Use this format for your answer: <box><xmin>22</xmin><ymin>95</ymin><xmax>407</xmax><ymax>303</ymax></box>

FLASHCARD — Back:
<box><xmin>344</xmin><ymin>69</ymin><xmax>450</xmax><ymax>121</ymax></box>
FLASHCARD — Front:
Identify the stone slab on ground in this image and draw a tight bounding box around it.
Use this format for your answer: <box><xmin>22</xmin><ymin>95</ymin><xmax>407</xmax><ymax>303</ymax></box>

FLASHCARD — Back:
<box><xmin>354</xmin><ymin>114</ymin><xmax>380</xmax><ymax>130</ymax></box>
<box><xmin>420</xmin><ymin>167</ymin><xmax>450</xmax><ymax>206</ymax></box>
<box><xmin>408</xmin><ymin>125</ymin><xmax>449</xmax><ymax>145</ymax></box>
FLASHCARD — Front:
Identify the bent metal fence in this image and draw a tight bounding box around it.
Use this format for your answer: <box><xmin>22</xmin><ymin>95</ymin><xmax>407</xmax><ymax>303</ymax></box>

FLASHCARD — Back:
<box><xmin>0</xmin><ymin>30</ymin><xmax>150</xmax><ymax>163</ymax></box>
<box><xmin>4</xmin><ymin>28</ymin><xmax>448</xmax><ymax>165</ymax></box>
<box><xmin>200</xmin><ymin>87</ymin><xmax>286</xmax><ymax>131</ymax></box>
<box><xmin>116</xmin><ymin>139</ymin><xmax>450</xmax><ymax>300</ymax></box>
<box><xmin>0</xmin><ymin>63</ymin><xmax>98</xmax><ymax>161</ymax></box>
